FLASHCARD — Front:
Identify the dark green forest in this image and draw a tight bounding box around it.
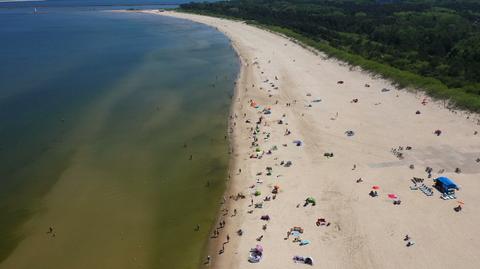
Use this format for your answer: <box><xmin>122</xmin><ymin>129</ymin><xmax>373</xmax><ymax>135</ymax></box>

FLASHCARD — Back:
<box><xmin>180</xmin><ymin>0</ymin><xmax>480</xmax><ymax>111</ymax></box>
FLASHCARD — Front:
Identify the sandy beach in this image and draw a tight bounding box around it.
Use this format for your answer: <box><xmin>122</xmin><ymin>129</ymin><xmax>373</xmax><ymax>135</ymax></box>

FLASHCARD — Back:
<box><xmin>148</xmin><ymin>10</ymin><xmax>480</xmax><ymax>269</ymax></box>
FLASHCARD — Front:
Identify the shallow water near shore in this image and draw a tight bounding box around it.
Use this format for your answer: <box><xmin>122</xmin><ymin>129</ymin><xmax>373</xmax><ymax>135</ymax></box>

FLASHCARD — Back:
<box><xmin>0</xmin><ymin>8</ymin><xmax>238</xmax><ymax>269</ymax></box>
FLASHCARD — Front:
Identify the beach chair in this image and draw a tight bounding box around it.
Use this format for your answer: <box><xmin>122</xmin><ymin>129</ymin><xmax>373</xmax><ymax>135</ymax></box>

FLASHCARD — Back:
<box><xmin>420</xmin><ymin>186</ymin><xmax>433</xmax><ymax>197</ymax></box>
<box><xmin>426</xmin><ymin>188</ymin><xmax>433</xmax><ymax>196</ymax></box>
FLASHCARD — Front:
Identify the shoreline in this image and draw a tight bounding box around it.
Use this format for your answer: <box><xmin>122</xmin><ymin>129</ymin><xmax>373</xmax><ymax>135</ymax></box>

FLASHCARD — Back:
<box><xmin>0</xmin><ymin>11</ymin><xmax>240</xmax><ymax>269</ymax></box>
<box><xmin>146</xmin><ymin>10</ymin><xmax>480</xmax><ymax>269</ymax></box>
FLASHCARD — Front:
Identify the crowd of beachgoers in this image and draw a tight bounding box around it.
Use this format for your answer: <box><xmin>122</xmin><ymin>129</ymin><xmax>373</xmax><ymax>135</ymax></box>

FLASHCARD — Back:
<box><xmin>147</xmin><ymin>10</ymin><xmax>480</xmax><ymax>269</ymax></box>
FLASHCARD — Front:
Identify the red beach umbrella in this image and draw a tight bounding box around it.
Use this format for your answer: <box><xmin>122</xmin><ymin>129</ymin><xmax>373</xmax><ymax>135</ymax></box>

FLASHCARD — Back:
<box><xmin>388</xmin><ymin>194</ymin><xmax>398</xmax><ymax>199</ymax></box>
<box><xmin>372</xmin><ymin>186</ymin><xmax>380</xmax><ymax>190</ymax></box>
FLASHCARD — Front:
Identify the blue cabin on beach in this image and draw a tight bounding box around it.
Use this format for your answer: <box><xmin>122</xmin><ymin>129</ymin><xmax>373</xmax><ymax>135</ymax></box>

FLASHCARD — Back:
<box><xmin>434</xmin><ymin>177</ymin><xmax>459</xmax><ymax>194</ymax></box>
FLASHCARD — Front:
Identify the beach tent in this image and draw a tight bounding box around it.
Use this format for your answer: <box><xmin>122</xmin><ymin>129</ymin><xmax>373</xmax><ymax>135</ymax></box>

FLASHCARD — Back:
<box><xmin>434</xmin><ymin>177</ymin><xmax>459</xmax><ymax>193</ymax></box>
<box><xmin>305</xmin><ymin>257</ymin><xmax>314</xmax><ymax>265</ymax></box>
<box><xmin>305</xmin><ymin>197</ymin><xmax>316</xmax><ymax>206</ymax></box>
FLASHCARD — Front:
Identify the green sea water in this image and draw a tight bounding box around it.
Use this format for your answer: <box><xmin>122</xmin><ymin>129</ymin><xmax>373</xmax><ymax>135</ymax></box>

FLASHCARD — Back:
<box><xmin>0</xmin><ymin>8</ymin><xmax>238</xmax><ymax>269</ymax></box>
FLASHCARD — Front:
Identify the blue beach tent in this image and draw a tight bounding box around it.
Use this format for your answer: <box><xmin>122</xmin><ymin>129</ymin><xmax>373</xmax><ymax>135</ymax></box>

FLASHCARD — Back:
<box><xmin>434</xmin><ymin>177</ymin><xmax>459</xmax><ymax>193</ymax></box>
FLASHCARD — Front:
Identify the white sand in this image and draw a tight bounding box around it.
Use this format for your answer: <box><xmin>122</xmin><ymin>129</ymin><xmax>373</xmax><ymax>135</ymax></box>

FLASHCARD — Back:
<box><xmin>149</xmin><ymin>10</ymin><xmax>480</xmax><ymax>269</ymax></box>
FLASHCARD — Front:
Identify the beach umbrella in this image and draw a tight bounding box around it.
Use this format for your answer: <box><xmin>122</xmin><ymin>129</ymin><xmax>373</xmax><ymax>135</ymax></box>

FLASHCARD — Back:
<box><xmin>305</xmin><ymin>257</ymin><xmax>314</xmax><ymax>265</ymax></box>
<box><xmin>372</xmin><ymin>186</ymin><xmax>380</xmax><ymax>190</ymax></box>
<box><xmin>300</xmin><ymin>240</ymin><xmax>310</xmax><ymax>246</ymax></box>
<box><xmin>388</xmin><ymin>194</ymin><xmax>398</xmax><ymax>199</ymax></box>
<box><xmin>457</xmin><ymin>200</ymin><xmax>465</xmax><ymax>205</ymax></box>
<box><xmin>306</xmin><ymin>197</ymin><xmax>316</xmax><ymax>203</ymax></box>
<box><xmin>291</xmin><ymin>231</ymin><xmax>301</xmax><ymax>237</ymax></box>
<box><xmin>255</xmin><ymin>245</ymin><xmax>263</xmax><ymax>253</ymax></box>
<box><xmin>293</xmin><ymin>140</ymin><xmax>303</xmax><ymax>146</ymax></box>
<box><xmin>254</xmin><ymin>190</ymin><xmax>261</xmax><ymax>196</ymax></box>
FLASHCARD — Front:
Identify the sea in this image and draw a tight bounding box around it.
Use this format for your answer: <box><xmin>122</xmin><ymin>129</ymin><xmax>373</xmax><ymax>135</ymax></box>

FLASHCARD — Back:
<box><xmin>0</xmin><ymin>1</ymin><xmax>239</xmax><ymax>268</ymax></box>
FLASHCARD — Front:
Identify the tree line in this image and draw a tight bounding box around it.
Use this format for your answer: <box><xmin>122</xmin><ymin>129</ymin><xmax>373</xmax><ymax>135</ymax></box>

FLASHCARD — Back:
<box><xmin>180</xmin><ymin>0</ymin><xmax>480</xmax><ymax>110</ymax></box>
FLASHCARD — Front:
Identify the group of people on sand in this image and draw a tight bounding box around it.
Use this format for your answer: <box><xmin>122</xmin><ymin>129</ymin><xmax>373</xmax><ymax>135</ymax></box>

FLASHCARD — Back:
<box><xmin>204</xmin><ymin>57</ymin><xmax>330</xmax><ymax>265</ymax></box>
<box><xmin>203</xmin><ymin>53</ymin><xmax>476</xmax><ymax>266</ymax></box>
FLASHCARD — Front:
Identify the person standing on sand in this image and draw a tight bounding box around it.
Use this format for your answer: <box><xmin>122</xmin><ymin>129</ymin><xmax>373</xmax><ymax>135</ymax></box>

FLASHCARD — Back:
<box><xmin>206</xmin><ymin>255</ymin><xmax>211</xmax><ymax>264</ymax></box>
<box><xmin>285</xmin><ymin>230</ymin><xmax>291</xmax><ymax>239</ymax></box>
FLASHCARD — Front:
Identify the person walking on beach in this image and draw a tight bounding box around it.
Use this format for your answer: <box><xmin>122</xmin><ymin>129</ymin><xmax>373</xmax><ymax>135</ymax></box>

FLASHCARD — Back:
<box><xmin>226</xmin><ymin>234</ymin><xmax>230</xmax><ymax>243</ymax></box>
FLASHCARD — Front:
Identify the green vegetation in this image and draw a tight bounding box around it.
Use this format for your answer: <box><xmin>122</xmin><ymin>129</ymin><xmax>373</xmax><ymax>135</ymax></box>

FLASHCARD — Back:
<box><xmin>180</xmin><ymin>0</ymin><xmax>480</xmax><ymax>111</ymax></box>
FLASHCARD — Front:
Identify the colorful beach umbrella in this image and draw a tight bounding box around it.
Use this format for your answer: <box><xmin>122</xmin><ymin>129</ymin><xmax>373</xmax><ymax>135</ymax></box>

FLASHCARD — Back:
<box><xmin>255</xmin><ymin>245</ymin><xmax>263</xmax><ymax>252</ymax></box>
<box><xmin>388</xmin><ymin>194</ymin><xmax>398</xmax><ymax>199</ymax></box>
